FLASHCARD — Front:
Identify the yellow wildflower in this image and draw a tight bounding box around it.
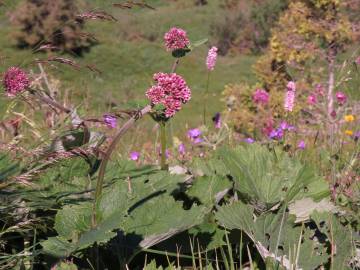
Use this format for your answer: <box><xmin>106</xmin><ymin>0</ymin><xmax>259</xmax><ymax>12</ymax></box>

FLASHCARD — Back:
<box><xmin>345</xmin><ymin>130</ymin><xmax>353</xmax><ymax>136</ymax></box>
<box><xmin>344</xmin><ymin>115</ymin><xmax>355</xmax><ymax>122</ymax></box>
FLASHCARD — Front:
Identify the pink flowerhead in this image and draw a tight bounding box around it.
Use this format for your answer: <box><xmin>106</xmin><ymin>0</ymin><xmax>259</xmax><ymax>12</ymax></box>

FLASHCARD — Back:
<box><xmin>335</xmin><ymin>91</ymin><xmax>347</xmax><ymax>105</ymax></box>
<box><xmin>3</xmin><ymin>67</ymin><xmax>30</xmax><ymax>96</ymax></box>
<box><xmin>307</xmin><ymin>94</ymin><xmax>317</xmax><ymax>105</ymax></box>
<box><xmin>206</xmin><ymin>46</ymin><xmax>218</xmax><ymax>71</ymax></box>
<box><xmin>146</xmin><ymin>72</ymin><xmax>191</xmax><ymax>118</ymax></box>
<box><xmin>164</xmin><ymin>27</ymin><xmax>190</xmax><ymax>51</ymax></box>
<box><xmin>284</xmin><ymin>81</ymin><xmax>296</xmax><ymax>112</ymax></box>
<box><xmin>252</xmin><ymin>89</ymin><xmax>269</xmax><ymax>105</ymax></box>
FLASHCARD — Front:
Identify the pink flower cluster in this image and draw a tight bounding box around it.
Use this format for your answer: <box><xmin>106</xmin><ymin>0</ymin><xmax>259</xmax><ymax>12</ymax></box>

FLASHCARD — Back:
<box><xmin>3</xmin><ymin>67</ymin><xmax>30</xmax><ymax>96</ymax></box>
<box><xmin>284</xmin><ymin>81</ymin><xmax>296</xmax><ymax>112</ymax></box>
<box><xmin>164</xmin><ymin>27</ymin><xmax>190</xmax><ymax>51</ymax></box>
<box><xmin>206</xmin><ymin>46</ymin><xmax>218</xmax><ymax>71</ymax></box>
<box><xmin>146</xmin><ymin>72</ymin><xmax>191</xmax><ymax>118</ymax></box>
<box><xmin>252</xmin><ymin>89</ymin><xmax>269</xmax><ymax>105</ymax></box>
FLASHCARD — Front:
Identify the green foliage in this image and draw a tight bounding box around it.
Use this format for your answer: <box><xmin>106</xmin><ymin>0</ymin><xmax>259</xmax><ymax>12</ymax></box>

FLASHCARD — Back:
<box><xmin>249</xmin><ymin>0</ymin><xmax>289</xmax><ymax>51</ymax></box>
<box><xmin>187</xmin><ymin>175</ymin><xmax>232</xmax><ymax>207</ymax></box>
<box><xmin>211</xmin><ymin>0</ymin><xmax>288</xmax><ymax>55</ymax></box>
<box><xmin>42</xmin><ymin>169</ymin><xmax>206</xmax><ymax>258</ymax></box>
<box><xmin>0</xmin><ymin>154</ymin><xmax>19</xmax><ymax>185</ymax></box>
<box><xmin>312</xmin><ymin>212</ymin><xmax>355</xmax><ymax>270</ymax></box>
<box><xmin>218</xmin><ymin>144</ymin><xmax>329</xmax><ymax>211</ymax></box>
<box><xmin>215</xmin><ymin>201</ymin><xmax>352</xmax><ymax>269</ymax></box>
<box><xmin>10</xmin><ymin>0</ymin><xmax>92</xmax><ymax>53</ymax></box>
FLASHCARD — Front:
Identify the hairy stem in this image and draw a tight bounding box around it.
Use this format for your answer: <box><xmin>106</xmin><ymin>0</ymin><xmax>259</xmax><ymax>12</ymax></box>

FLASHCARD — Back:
<box><xmin>160</xmin><ymin>121</ymin><xmax>167</xmax><ymax>170</ymax></box>
<box><xmin>203</xmin><ymin>71</ymin><xmax>210</xmax><ymax>125</ymax></box>
<box><xmin>91</xmin><ymin>105</ymin><xmax>152</xmax><ymax>227</ymax></box>
<box><xmin>28</xmin><ymin>88</ymin><xmax>71</xmax><ymax>114</ymax></box>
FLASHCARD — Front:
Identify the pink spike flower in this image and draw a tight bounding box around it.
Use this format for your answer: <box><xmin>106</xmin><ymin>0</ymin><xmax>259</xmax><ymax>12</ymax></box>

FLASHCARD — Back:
<box><xmin>284</xmin><ymin>81</ymin><xmax>296</xmax><ymax>112</ymax></box>
<box><xmin>3</xmin><ymin>67</ymin><xmax>30</xmax><ymax>96</ymax></box>
<box><xmin>206</xmin><ymin>46</ymin><xmax>218</xmax><ymax>71</ymax></box>
<box><xmin>164</xmin><ymin>27</ymin><xmax>190</xmax><ymax>51</ymax></box>
<box><xmin>146</xmin><ymin>72</ymin><xmax>191</xmax><ymax>118</ymax></box>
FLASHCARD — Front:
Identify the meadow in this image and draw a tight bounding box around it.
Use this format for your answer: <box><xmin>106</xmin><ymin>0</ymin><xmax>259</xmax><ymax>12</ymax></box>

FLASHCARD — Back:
<box><xmin>0</xmin><ymin>0</ymin><xmax>359</xmax><ymax>270</ymax></box>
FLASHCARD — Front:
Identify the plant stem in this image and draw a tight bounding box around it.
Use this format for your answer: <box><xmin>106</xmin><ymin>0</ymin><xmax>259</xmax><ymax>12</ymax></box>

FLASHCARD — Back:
<box><xmin>171</xmin><ymin>59</ymin><xmax>180</xmax><ymax>73</ymax></box>
<box><xmin>160</xmin><ymin>120</ymin><xmax>167</xmax><ymax>170</ymax></box>
<box><xmin>203</xmin><ymin>71</ymin><xmax>210</xmax><ymax>125</ymax></box>
<box><xmin>91</xmin><ymin>105</ymin><xmax>152</xmax><ymax>228</ymax></box>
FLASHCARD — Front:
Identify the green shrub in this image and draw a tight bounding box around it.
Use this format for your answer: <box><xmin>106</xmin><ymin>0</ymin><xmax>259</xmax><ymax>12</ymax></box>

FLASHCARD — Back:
<box><xmin>10</xmin><ymin>0</ymin><xmax>92</xmax><ymax>54</ymax></box>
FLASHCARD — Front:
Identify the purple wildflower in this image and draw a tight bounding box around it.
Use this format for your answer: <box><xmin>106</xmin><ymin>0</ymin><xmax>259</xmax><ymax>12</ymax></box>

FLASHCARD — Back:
<box><xmin>187</xmin><ymin>128</ymin><xmax>203</xmax><ymax>144</ymax></box>
<box><xmin>244</xmin><ymin>138</ymin><xmax>255</xmax><ymax>144</ymax></box>
<box><xmin>297</xmin><ymin>140</ymin><xmax>305</xmax><ymax>150</ymax></box>
<box><xmin>158</xmin><ymin>148</ymin><xmax>170</xmax><ymax>159</ymax></box>
<box><xmin>103</xmin><ymin>114</ymin><xmax>117</xmax><ymax>128</ymax></box>
<box><xmin>212</xmin><ymin>112</ymin><xmax>221</xmax><ymax>129</ymax></box>
<box><xmin>335</xmin><ymin>91</ymin><xmax>347</xmax><ymax>105</ymax></box>
<box><xmin>130</xmin><ymin>151</ymin><xmax>140</xmax><ymax>161</ymax></box>
<box><xmin>193</xmin><ymin>137</ymin><xmax>204</xmax><ymax>144</ymax></box>
<box><xmin>279</xmin><ymin>121</ymin><xmax>295</xmax><ymax>131</ymax></box>
<box><xmin>3</xmin><ymin>67</ymin><xmax>30</xmax><ymax>96</ymax></box>
<box><xmin>206</xmin><ymin>46</ymin><xmax>218</xmax><ymax>71</ymax></box>
<box><xmin>269</xmin><ymin>128</ymin><xmax>284</xmax><ymax>140</ymax></box>
<box><xmin>252</xmin><ymin>89</ymin><xmax>269</xmax><ymax>105</ymax></box>
<box><xmin>354</xmin><ymin>131</ymin><xmax>360</xmax><ymax>141</ymax></box>
<box><xmin>178</xmin><ymin>143</ymin><xmax>186</xmax><ymax>155</ymax></box>
<box><xmin>187</xmin><ymin>128</ymin><xmax>202</xmax><ymax>139</ymax></box>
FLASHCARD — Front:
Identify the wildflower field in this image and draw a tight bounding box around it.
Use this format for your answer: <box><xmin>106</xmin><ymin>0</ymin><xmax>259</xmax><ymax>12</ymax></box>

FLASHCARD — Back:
<box><xmin>0</xmin><ymin>0</ymin><xmax>359</xmax><ymax>269</ymax></box>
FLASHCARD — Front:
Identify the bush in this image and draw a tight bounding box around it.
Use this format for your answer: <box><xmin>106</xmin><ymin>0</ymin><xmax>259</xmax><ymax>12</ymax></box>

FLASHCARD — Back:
<box><xmin>249</xmin><ymin>0</ymin><xmax>288</xmax><ymax>51</ymax></box>
<box><xmin>10</xmin><ymin>0</ymin><xmax>92</xmax><ymax>54</ymax></box>
<box><xmin>210</xmin><ymin>0</ymin><xmax>288</xmax><ymax>55</ymax></box>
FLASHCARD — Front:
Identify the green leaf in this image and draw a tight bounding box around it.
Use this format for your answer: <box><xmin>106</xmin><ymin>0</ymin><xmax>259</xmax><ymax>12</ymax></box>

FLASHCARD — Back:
<box><xmin>42</xmin><ymin>169</ymin><xmax>205</xmax><ymax>257</ymax></box>
<box><xmin>41</xmin><ymin>237</ymin><xmax>76</xmax><ymax>258</ymax></box>
<box><xmin>0</xmin><ymin>154</ymin><xmax>20</xmax><ymax>183</ymax></box>
<box><xmin>172</xmin><ymin>48</ymin><xmax>191</xmax><ymax>58</ymax></box>
<box><xmin>50</xmin><ymin>261</ymin><xmax>78</xmax><ymax>270</ymax></box>
<box><xmin>187</xmin><ymin>175</ymin><xmax>232</xmax><ymax>206</ymax></box>
<box><xmin>289</xmin><ymin>198</ymin><xmax>339</xmax><ymax>223</ymax></box>
<box><xmin>190</xmin><ymin>38</ymin><xmax>208</xmax><ymax>48</ymax></box>
<box><xmin>190</xmin><ymin>157</ymin><xmax>228</xmax><ymax>177</ymax></box>
<box><xmin>218</xmin><ymin>144</ymin><xmax>329</xmax><ymax>211</ymax></box>
<box><xmin>54</xmin><ymin>203</ymin><xmax>92</xmax><ymax>240</ymax></box>
<box><xmin>312</xmin><ymin>212</ymin><xmax>354</xmax><ymax>270</ymax></box>
<box><xmin>188</xmin><ymin>221</ymin><xmax>226</xmax><ymax>250</ymax></box>
<box><xmin>216</xmin><ymin>202</ymin><xmax>329</xmax><ymax>269</ymax></box>
<box><xmin>120</xmin><ymin>99</ymin><xmax>149</xmax><ymax>111</ymax></box>
<box><xmin>122</xmin><ymin>196</ymin><xmax>205</xmax><ymax>249</ymax></box>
